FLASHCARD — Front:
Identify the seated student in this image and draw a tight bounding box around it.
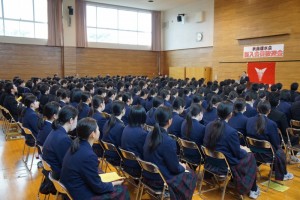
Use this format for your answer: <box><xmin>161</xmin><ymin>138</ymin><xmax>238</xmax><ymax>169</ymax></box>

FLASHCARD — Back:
<box><xmin>244</xmin><ymin>92</ymin><xmax>258</xmax><ymax>118</ymax></box>
<box><xmin>60</xmin><ymin>118</ymin><xmax>130</xmax><ymax>200</ymax></box>
<box><xmin>202</xmin><ymin>95</ymin><xmax>222</xmax><ymax>125</ymax></box>
<box><xmin>77</xmin><ymin>91</ymin><xmax>92</xmax><ymax>120</ymax></box>
<box><xmin>168</xmin><ymin>97</ymin><xmax>185</xmax><ymax>137</ymax></box>
<box><xmin>121</xmin><ymin>105</ymin><xmax>148</xmax><ymax>177</ymax></box>
<box><xmin>121</xmin><ymin>92</ymin><xmax>133</xmax><ymax>126</ymax></box>
<box><xmin>246</xmin><ymin>100</ymin><xmax>294</xmax><ymax>181</ymax></box>
<box><xmin>159</xmin><ymin>89</ymin><xmax>172</xmax><ymax>107</ymax></box>
<box><xmin>43</xmin><ymin>105</ymin><xmax>78</xmax><ymax>179</ymax></box>
<box><xmin>204</xmin><ymin>101</ymin><xmax>260</xmax><ymax>199</ymax></box>
<box><xmin>37</xmin><ymin>102</ymin><xmax>60</xmax><ymax>147</ymax></box>
<box><xmin>70</xmin><ymin>88</ymin><xmax>82</xmax><ymax>108</ymax></box>
<box><xmin>58</xmin><ymin>88</ymin><xmax>70</xmax><ymax>108</ymax></box>
<box><xmin>38</xmin><ymin>84</ymin><xmax>50</xmax><ymax>113</ymax></box>
<box><xmin>131</xmin><ymin>86</ymin><xmax>141</xmax><ymax>106</ymax></box>
<box><xmin>146</xmin><ymin>96</ymin><xmax>164</xmax><ymax>126</ymax></box>
<box><xmin>183</xmin><ymin>87</ymin><xmax>192</xmax><ymax>109</ymax></box>
<box><xmin>143</xmin><ymin>106</ymin><xmax>197</xmax><ymax>199</ymax></box>
<box><xmin>290</xmin><ymin>82</ymin><xmax>299</xmax><ymax>102</ymax></box>
<box><xmin>180</xmin><ymin>103</ymin><xmax>205</xmax><ymax>164</ymax></box>
<box><xmin>228</xmin><ymin>98</ymin><xmax>248</xmax><ymax>139</ymax></box>
<box><xmin>136</xmin><ymin>88</ymin><xmax>148</xmax><ymax>109</ymax></box>
<box><xmin>3</xmin><ymin>82</ymin><xmax>19</xmax><ymax>121</ymax></box>
<box><xmin>145</xmin><ymin>88</ymin><xmax>158</xmax><ymax>111</ymax></box>
<box><xmin>103</xmin><ymin>89</ymin><xmax>116</xmax><ymax>114</ymax></box>
<box><xmin>102</xmin><ymin>101</ymin><xmax>125</xmax><ymax>165</ymax></box>
<box><xmin>278</xmin><ymin>89</ymin><xmax>292</xmax><ymax>123</ymax></box>
<box><xmin>21</xmin><ymin>94</ymin><xmax>41</xmax><ymax>146</ymax></box>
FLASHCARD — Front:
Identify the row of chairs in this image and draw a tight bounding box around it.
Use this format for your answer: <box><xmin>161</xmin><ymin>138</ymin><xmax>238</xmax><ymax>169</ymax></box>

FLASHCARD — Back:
<box><xmin>0</xmin><ymin>105</ymin><xmax>22</xmax><ymax>140</ymax></box>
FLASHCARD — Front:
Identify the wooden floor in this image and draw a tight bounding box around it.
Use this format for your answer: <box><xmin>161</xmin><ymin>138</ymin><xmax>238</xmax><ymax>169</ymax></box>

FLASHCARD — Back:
<box><xmin>1</xmin><ymin>122</ymin><xmax>300</xmax><ymax>200</ymax></box>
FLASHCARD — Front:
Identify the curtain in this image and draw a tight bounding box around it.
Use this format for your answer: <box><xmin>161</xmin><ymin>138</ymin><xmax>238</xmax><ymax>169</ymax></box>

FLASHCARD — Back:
<box><xmin>76</xmin><ymin>0</ymin><xmax>87</xmax><ymax>47</ymax></box>
<box><xmin>47</xmin><ymin>0</ymin><xmax>63</xmax><ymax>46</ymax></box>
<box><xmin>151</xmin><ymin>11</ymin><xmax>161</xmax><ymax>51</ymax></box>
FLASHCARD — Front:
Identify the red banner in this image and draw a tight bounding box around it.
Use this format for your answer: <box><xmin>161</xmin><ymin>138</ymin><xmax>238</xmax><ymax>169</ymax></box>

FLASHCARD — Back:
<box><xmin>247</xmin><ymin>62</ymin><xmax>275</xmax><ymax>84</ymax></box>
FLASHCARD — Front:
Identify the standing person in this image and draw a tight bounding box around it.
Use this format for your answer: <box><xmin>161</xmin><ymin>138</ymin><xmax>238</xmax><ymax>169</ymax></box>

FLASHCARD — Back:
<box><xmin>240</xmin><ymin>71</ymin><xmax>249</xmax><ymax>83</ymax></box>
<box><xmin>60</xmin><ymin>118</ymin><xmax>130</xmax><ymax>200</ymax></box>
<box><xmin>204</xmin><ymin>101</ymin><xmax>260</xmax><ymax>199</ymax></box>
<box><xmin>43</xmin><ymin>105</ymin><xmax>78</xmax><ymax>179</ymax></box>
<box><xmin>143</xmin><ymin>106</ymin><xmax>197</xmax><ymax>200</ymax></box>
<box><xmin>246</xmin><ymin>100</ymin><xmax>294</xmax><ymax>181</ymax></box>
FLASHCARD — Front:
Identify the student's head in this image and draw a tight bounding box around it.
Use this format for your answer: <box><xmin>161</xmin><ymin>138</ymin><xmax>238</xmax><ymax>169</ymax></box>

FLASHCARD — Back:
<box><xmin>43</xmin><ymin>101</ymin><xmax>60</xmax><ymax>121</ymax></box>
<box><xmin>159</xmin><ymin>89</ymin><xmax>170</xmax><ymax>101</ymax></box>
<box><xmin>52</xmin><ymin>105</ymin><xmax>78</xmax><ymax>131</ymax></box>
<box><xmin>256</xmin><ymin>100</ymin><xmax>271</xmax><ymax>135</ymax></box>
<box><xmin>217</xmin><ymin>101</ymin><xmax>233</xmax><ymax>120</ymax></box>
<box><xmin>172</xmin><ymin>97</ymin><xmax>185</xmax><ymax>114</ymax></box>
<box><xmin>5</xmin><ymin>82</ymin><xmax>17</xmax><ymax>94</ymax></box>
<box><xmin>257</xmin><ymin>100</ymin><xmax>271</xmax><ymax>115</ymax></box>
<box><xmin>280</xmin><ymin>89</ymin><xmax>290</xmax><ymax>102</ymax></box>
<box><xmin>122</xmin><ymin>92</ymin><xmax>133</xmax><ymax>105</ymax></box>
<box><xmin>268</xmin><ymin>92</ymin><xmax>280</xmax><ymax>107</ymax></box>
<box><xmin>184</xmin><ymin>103</ymin><xmax>203</xmax><ymax>138</ymax></box>
<box><xmin>128</xmin><ymin>105</ymin><xmax>146</xmax><ymax>127</ymax></box>
<box><xmin>81</xmin><ymin>91</ymin><xmax>92</xmax><ymax>103</ymax></box>
<box><xmin>155</xmin><ymin>106</ymin><xmax>173</xmax><ymax>128</ymax></box>
<box><xmin>111</xmin><ymin>100</ymin><xmax>125</xmax><ymax>117</ymax></box>
<box><xmin>291</xmin><ymin>82</ymin><xmax>299</xmax><ymax>91</ymax></box>
<box><xmin>91</xmin><ymin>95</ymin><xmax>105</xmax><ymax>111</ymax></box>
<box><xmin>71</xmin><ymin>117</ymin><xmax>99</xmax><ymax>154</ymax></box>
<box><xmin>24</xmin><ymin>94</ymin><xmax>39</xmax><ymax>109</ymax></box>
<box><xmin>152</xmin><ymin>96</ymin><xmax>164</xmax><ymax>108</ymax></box>
<box><xmin>233</xmin><ymin>98</ymin><xmax>246</xmax><ymax>114</ymax></box>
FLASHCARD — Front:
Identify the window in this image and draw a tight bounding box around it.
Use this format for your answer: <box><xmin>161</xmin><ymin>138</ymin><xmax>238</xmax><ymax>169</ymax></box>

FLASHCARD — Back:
<box><xmin>86</xmin><ymin>4</ymin><xmax>152</xmax><ymax>47</ymax></box>
<box><xmin>0</xmin><ymin>0</ymin><xmax>48</xmax><ymax>39</ymax></box>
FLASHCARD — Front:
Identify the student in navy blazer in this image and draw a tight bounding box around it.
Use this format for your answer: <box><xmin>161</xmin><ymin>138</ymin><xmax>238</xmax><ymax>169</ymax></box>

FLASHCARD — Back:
<box><xmin>202</xmin><ymin>95</ymin><xmax>221</xmax><ymax>125</ymax></box>
<box><xmin>244</xmin><ymin>93</ymin><xmax>258</xmax><ymax>118</ymax></box>
<box><xmin>277</xmin><ymin>90</ymin><xmax>292</xmax><ymax>122</ymax></box>
<box><xmin>181</xmin><ymin>103</ymin><xmax>205</xmax><ymax>164</ymax></box>
<box><xmin>146</xmin><ymin>96</ymin><xmax>164</xmax><ymax>126</ymax></box>
<box><xmin>204</xmin><ymin>101</ymin><xmax>260</xmax><ymax>198</ymax></box>
<box><xmin>60</xmin><ymin>118</ymin><xmax>129</xmax><ymax>200</ymax></box>
<box><xmin>143</xmin><ymin>106</ymin><xmax>197</xmax><ymax>199</ymax></box>
<box><xmin>43</xmin><ymin>105</ymin><xmax>78</xmax><ymax>179</ymax></box>
<box><xmin>77</xmin><ymin>91</ymin><xmax>91</xmax><ymax>120</ymax></box>
<box><xmin>90</xmin><ymin>95</ymin><xmax>108</xmax><ymax>137</ymax></box>
<box><xmin>103</xmin><ymin>89</ymin><xmax>116</xmax><ymax>114</ymax></box>
<box><xmin>246</xmin><ymin>100</ymin><xmax>293</xmax><ymax>181</ymax></box>
<box><xmin>145</xmin><ymin>88</ymin><xmax>158</xmax><ymax>111</ymax></box>
<box><xmin>121</xmin><ymin>92</ymin><xmax>132</xmax><ymax>126</ymax></box>
<box><xmin>121</xmin><ymin>105</ymin><xmax>148</xmax><ymax>176</ymax></box>
<box><xmin>228</xmin><ymin>98</ymin><xmax>248</xmax><ymax>144</ymax></box>
<box><xmin>58</xmin><ymin>88</ymin><xmax>70</xmax><ymax>108</ymax></box>
<box><xmin>21</xmin><ymin>94</ymin><xmax>40</xmax><ymax>145</ymax></box>
<box><xmin>37</xmin><ymin>102</ymin><xmax>60</xmax><ymax>146</ymax></box>
<box><xmin>102</xmin><ymin>101</ymin><xmax>125</xmax><ymax>165</ymax></box>
<box><xmin>3</xmin><ymin>82</ymin><xmax>19</xmax><ymax>121</ymax></box>
<box><xmin>168</xmin><ymin>97</ymin><xmax>185</xmax><ymax>137</ymax></box>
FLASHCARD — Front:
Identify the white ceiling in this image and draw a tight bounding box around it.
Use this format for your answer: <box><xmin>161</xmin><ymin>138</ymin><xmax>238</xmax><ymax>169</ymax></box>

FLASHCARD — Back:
<box><xmin>88</xmin><ymin>0</ymin><xmax>196</xmax><ymax>11</ymax></box>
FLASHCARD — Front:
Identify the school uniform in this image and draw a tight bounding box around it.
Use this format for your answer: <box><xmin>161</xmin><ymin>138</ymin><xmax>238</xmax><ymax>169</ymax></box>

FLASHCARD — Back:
<box><xmin>121</xmin><ymin>126</ymin><xmax>147</xmax><ymax>176</ymax></box>
<box><xmin>145</xmin><ymin>96</ymin><xmax>154</xmax><ymax>111</ymax></box>
<box><xmin>59</xmin><ymin>100</ymin><xmax>67</xmax><ymax>108</ymax></box>
<box><xmin>277</xmin><ymin>100</ymin><xmax>292</xmax><ymax>123</ymax></box>
<box><xmin>22</xmin><ymin>108</ymin><xmax>40</xmax><ymax>145</ymax></box>
<box><xmin>202</xmin><ymin>107</ymin><xmax>218</xmax><ymax>126</ymax></box>
<box><xmin>291</xmin><ymin>101</ymin><xmax>300</xmax><ymax>121</ymax></box>
<box><xmin>184</xmin><ymin>95</ymin><xmax>192</xmax><ymax>109</ymax></box>
<box><xmin>92</xmin><ymin>110</ymin><xmax>108</xmax><ymax>138</ymax></box>
<box><xmin>180</xmin><ymin>118</ymin><xmax>206</xmax><ymax>163</ymax></box>
<box><xmin>228</xmin><ymin>112</ymin><xmax>248</xmax><ymax>135</ymax></box>
<box><xmin>103</xmin><ymin>99</ymin><xmax>112</xmax><ymax>114</ymax></box>
<box><xmin>146</xmin><ymin>108</ymin><xmax>156</xmax><ymax>126</ymax></box>
<box><xmin>121</xmin><ymin>104</ymin><xmax>131</xmax><ymax>126</ymax></box>
<box><xmin>43</xmin><ymin>126</ymin><xmax>72</xmax><ymax>179</ymax></box>
<box><xmin>60</xmin><ymin>141</ymin><xmax>129</xmax><ymax>200</ymax></box>
<box><xmin>243</xmin><ymin>103</ymin><xmax>257</xmax><ymax>118</ymax></box>
<box><xmin>164</xmin><ymin>100</ymin><xmax>172</xmax><ymax>108</ymax></box>
<box><xmin>70</xmin><ymin>102</ymin><xmax>79</xmax><ymax>108</ymax></box>
<box><xmin>78</xmin><ymin>103</ymin><xmax>90</xmax><ymax>120</ymax></box>
<box><xmin>137</xmin><ymin>97</ymin><xmax>147</xmax><ymax>109</ymax></box>
<box><xmin>37</xmin><ymin>120</ymin><xmax>52</xmax><ymax>146</ymax></box>
<box><xmin>168</xmin><ymin>112</ymin><xmax>184</xmax><ymax>137</ymax></box>
<box><xmin>3</xmin><ymin>93</ymin><xmax>19</xmax><ymax>121</ymax></box>
<box><xmin>132</xmin><ymin>94</ymin><xmax>140</xmax><ymax>106</ymax></box>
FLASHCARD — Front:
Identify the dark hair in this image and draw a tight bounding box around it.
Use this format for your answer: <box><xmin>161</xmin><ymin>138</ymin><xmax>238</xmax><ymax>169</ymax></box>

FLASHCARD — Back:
<box><xmin>256</xmin><ymin>100</ymin><xmax>271</xmax><ymax>134</ymax></box>
<box><xmin>85</xmin><ymin>83</ymin><xmax>94</xmax><ymax>92</ymax></box>
<box><xmin>77</xmin><ymin>92</ymin><xmax>91</xmax><ymax>113</ymax></box>
<box><xmin>43</xmin><ymin>101</ymin><xmax>60</xmax><ymax>120</ymax></box>
<box><xmin>89</xmin><ymin>95</ymin><xmax>105</xmax><ymax>117</ymax></box>
<box><xmin>104</xmin><ymin>101</ymin><xmax>125</xmax><ymax>135</ymax></box>
<box><xmin>192</xmin><ymin>94</ymin><xmax>203</xmax><ymax>104</ymax></box>
<box><xmin>122</xmin><ymin>92</ymin><xmax>132</xmax><ymax>104</ymax></box>
<box><xmin>152</xmin><ymin>96</ymin><xmax>164</xmax><ymax>108</ymax></box>
<box><xmin>128</xmin><ymin>105</ymin><xmax>146</xmax><ymax>127</ymax></box>
<box><xmin>147</xmin><ymin>106</ymin><xmax>172</xmax><ymax>152</ymax></box>
<box><xmin>268</xmin><ymin>92</ymin><xmax>280</xmax><ymax>107</ymax></box>
<box><xmin>206</xmin><ymin>101</ymin><xmax>233</xmax><ymax>150</ymax></box>
<box><xmin>280</xmin><ymin>89</ymin><xmax>290</xmax><ymax>102</ymax></box>
<box><xmin>70</xmin><ymin>88</ymin><xmax>82</xmax><ymax>103</ymax></box>
<box><xmin>207</xmin><ymin>95</ymin><xmax>222</xmax><ymax>112</ymax></box>
<box><xmin>291</xmin><ymin>82</ymin><xmax>299</xmax><ymax>91</ymax></box>
<box><xmin>276</xmin><ymin>83</ymin><xmax>283</xmax><ymax>91</ymax></box>
<box><xmin>24</xmin><ymin>94</ymin><xmax>37</xmax><ymax>108</ymax></box>
<box><xmin>184</xmin><ymin>104</ymin><xmax>202</xmax><ymax>138</ymax></box>
<box><xmin>71</xmin><ymin>117</ymin><xmax>98</xmax><ymax>154</ymax></box>
<box><xmin>4</xmin><ymin>82</ymin><xmax>14</xmax><ymax>94</ymax></box>
<box><xmin>52</xmin><ymin>105</ymin><xmax>78</xmax><ymax>130</ymax></box>
<box><xmin>233</xmin><ymin>98</ymin><xmax>246</xmax><ymax>115</ymax></box>
<box><xmin>39</xmin><ymin>84</ymin><xmax>49</xmax><ymax>95</ymax></box>
<box><xmin>172</xmin><ymin>97</ymin><xmax>185</xmax><ymax>110</ymax></box>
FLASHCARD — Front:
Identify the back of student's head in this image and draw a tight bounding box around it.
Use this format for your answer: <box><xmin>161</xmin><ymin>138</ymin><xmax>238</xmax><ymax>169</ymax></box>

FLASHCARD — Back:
<box><xmin>111</xmin><ymin>100</ymin><xmax>125</xmax><ymax>116</ymax></box>
<box><xmin>71</xmin><ymin>88</ymin><xmax>82</xmax><ymax>103</ymax></box>
<box><xmin>152</xmin><ymin>96</ymin><xmax>164</xmax><ymax>108</ymax></box>
<box><xmin>43</xmin><ymin>101</ymin><xmax>60</xmax><ymax>120</ymax></box>
<box><xmin>233</xmin><ymin>98</ymin><xmax>246</xmax><ymax>115</ymax></box>
<box><xmin>172</xmin><ymin>97</ymin><xmax>185</xmax><ymax>111</ymax></box>
<box><xmin>291</xmin><ymin>82</ymin><xmax>299</xmax><ymax>91</ymax></box>
<box><xmin>256</xmin><ymin>100</ymin><xmax>271</xmax><ymax>134</ymax></box>
<box><xmin>192</xmin><ymin>94</ymin><xmax>203</xmax><ymax>104</ymax></box>
<box><xmin>280</xmin><ymin>89</ymin><xmax>290</xmax><ymax>101</ymax></box>
<box><xmin>39</xmin><ymin>84</ymin><xmax>49</xmax><ymax>95</ymax></box>
<box><xmin>276</xmin><ymin>83</ymin><xmax>283</xmax><ymax>91</ymax></box>
<box><xmin>91</xmin><ymin>95</ymin><xmax>104</xmax><ymax>110</ymax></box>
<box><xmin>207</xmin><ymin>95</ymin><xmax>222</xmax><ymax>112</ymax></box>
<box><xmin>24</xmin><ymin>94</ymin><xmax>37</xmax><ymax>108</ymax></box>
<box><xmin>270</xmin><ymin>84</ymin><xmax>277</xmax><ymax>92</ymax></box>
<box><xmin>122</xmin><ymin>92</ymin><xmax>132</xmax><ymax>104</ymax></box>
<box><xmin>4</xmin><ymin>82</ymin><xmax>14</xmax><ymax>94</ymax></box>
<box><xmin>185</xmin><ymin>104</ymin><xmax>203</xmax><ymax>138</ymax></box>
<box><xmin>268</xmin><ymin>92</ymin><xmax>280</xmax><ymax>107</ymax></box>
<box><xmin>129</xmin><ymin>105</ymin><xmax>146</xmax><ymax>127</ymax></box>
<box><xmin>52</xmin><ymin>105</ymin><xmax>78</xmax><ymax>130</ymax></box>
<box><xmin>71</xmin><ymin>117</ymin><xmax>98</xmax><ymax>154</ymax></box>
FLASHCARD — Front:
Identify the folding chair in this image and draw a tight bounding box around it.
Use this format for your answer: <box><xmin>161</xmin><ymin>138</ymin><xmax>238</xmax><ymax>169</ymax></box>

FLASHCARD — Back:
<box><xmin>37</xmin><ymin>157</ymin><xmax>53</xmax><ymax>200</ymax></box>
<box><xmin>199</xmin><ymin>146</ymin><xmax>233</xmax><ymax>200</ymax></box>
<box><xmin>286</xmin><ymin>128</ymin><xmax>300</xmax><ymax>165</ymax></box>
<box><xmin>49</xmin><ymin>171</ymin><xmax>73</xmax><ymax>200</ymax></box>
<box><xmin>238</xmin><ymin>131</ymin><xmax>247</xmax><ymax>146</ymax></box>
<box><xmin>0</xmin><ymin>106</ymin><xmax>22</xmax><ymax>140</ymax></box>
<box><xmin>290</xmin><ymin>119</ymin><xmax>300</xmax><ymax>128</ymax></box>
<box><xmin>19</xmin><ymin>123</ymin><xmax>38</xmax><ymax>171</ymax></box>
<box><xmin>137</xmin><ymin>158</ymin><xmax>169</xmax><ymax>200</ymax></box>
<box><xmin>246</xmin><ymin>137</ymin><xmax>275</xmax><ymax>191</ymax></box>
<box><xmin>101</xmin><ymin>140</ymin><xmax>124</xmax><ymax>175</ymax></box>
<box><xmin>168</xmin><ymin>134</ymin><xmax>181</xmax><ymax>157</ymax></box>
<box><xmin>119</xmin><ymin>148</ymin><xmax>142</xmax><ymax>200</ymax></box>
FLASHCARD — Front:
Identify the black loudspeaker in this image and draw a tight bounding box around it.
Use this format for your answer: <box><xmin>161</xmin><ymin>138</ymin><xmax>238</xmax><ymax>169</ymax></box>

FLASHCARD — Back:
<box><xmin>68</xmin><ymin>6</ymin><xmax>73</xmax><ymax>15</ymax></box>
<box><xmin>177</xmin><ymin>15</ymin><xmax>182</xmax><ymax>22</ymax></box>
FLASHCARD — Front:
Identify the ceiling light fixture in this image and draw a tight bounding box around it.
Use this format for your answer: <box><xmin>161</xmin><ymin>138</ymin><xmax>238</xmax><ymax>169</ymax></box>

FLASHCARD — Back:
<box><xmin>148</xmin><ymin>0</ymin><xmax>154</xmax><ymax>2</ymax></box>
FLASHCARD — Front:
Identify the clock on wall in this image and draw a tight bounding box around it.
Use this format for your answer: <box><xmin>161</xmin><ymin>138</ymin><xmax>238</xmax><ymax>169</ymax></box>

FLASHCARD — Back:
<box><xmin>196</xmin><ymin>32</ymin><xmax>203</xmax><ymax>42</ymax></box>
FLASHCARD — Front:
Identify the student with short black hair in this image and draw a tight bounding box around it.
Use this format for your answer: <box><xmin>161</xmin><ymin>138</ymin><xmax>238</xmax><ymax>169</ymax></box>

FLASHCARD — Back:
<box><xmin>2</xmin><ymin>82</ymin><xmax>19</xmax><ymax>121</ymax></box>
<box><xmin>146</xmin><ymin>96</ymin><xmax>164</xmax><ymax>126</ymax></box>
<box><xmin>290</xmin><ymin>82</ymin><xmax>299</xmax><ymax>102</ymax></box>
<box><xmin>168</xmin><ymin>97</ymin><xmax>185</xmax><ymax>137</ymax></box>
<box><xmin>60</xmin><ymin>117</ymin><xmax>130</xmax><ymax>200</ymax></box>
<box><xmin>202</xmin><ymin>94</ymin><xmax>222</xmax><ymax>125</ymax></box>
<box><xmin>121</xmin><ymin>92</ymin><xmax>133</xmax><ymax>126</ymax></box>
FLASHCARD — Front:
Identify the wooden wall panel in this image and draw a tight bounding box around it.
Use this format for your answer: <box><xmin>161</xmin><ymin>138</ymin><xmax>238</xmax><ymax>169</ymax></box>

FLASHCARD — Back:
<box><xmin>76</xmin><ymin>48</ymin><xmax>159</xmax><ymax>78</ymax></box>
<box><xmin>0</xmin><ymin>43</ymin><xmax>62</xmax><ymax>80</ymax></box>
<box><xmin>169</xmin><ymin>67</ymin><xmax>185</xmax><ymax>79</ymax></box>
<box><xmin>186</xmin><ymin>67</ymin><xmax>212</xmax><ymax>81</ymax></box>
<box><xmin>63</xmin><ymin>47</ymin><xmax>77</xmax><ymax>77</ymax></box>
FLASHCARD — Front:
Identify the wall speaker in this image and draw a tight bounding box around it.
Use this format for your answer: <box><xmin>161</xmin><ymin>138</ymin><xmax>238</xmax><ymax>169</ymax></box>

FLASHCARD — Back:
<box><xmin>177</xmin><ymin>15</ymin><xmax>182</xmax><ymax>22</ymax></box>
<box><xmin>68</xmin><ymin>6</ymin><xmax>73</xmax><ymax>16</ymax></box>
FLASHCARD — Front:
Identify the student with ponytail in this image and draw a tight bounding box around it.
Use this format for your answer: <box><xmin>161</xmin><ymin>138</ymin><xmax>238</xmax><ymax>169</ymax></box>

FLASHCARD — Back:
<box><xmin>168</xmin><ymin>97</ymin><xmax>185</xmax><ymax>137</ymax></box>
<box><xmin>146</xmin><ymin>96</ymin><xmax>164</xmax><ymax>126</ymax></box>
<box><xmin>60</xmin><ymin>118</ymin><xmax>129</xmax><ymax>200</ymax></box>
<box><xmin>103</xmin><ymin>89</ymin><xmax>116</xmax><ymax>114</ymax></box>
<box><xmin>246</xmin><ymin>100</ymin><xmax>293</xmax><ymax>181</ymax></box>
<box><xmin>102</xmin><ymin>101</ymin><xmax>125</xmax><ymax>165</ymax></box>
<box><xmin>204</xmin><ymin>101</ymin><xmax>260</xmax><ymax>199</ymax></box>
<box><xmin>43</xmin><ymin>105</ymin><xmax>78</xmax><ymax>179</ymax></box>
<box><xmin>202</xmin><ymin>94</ymin><xmax>222</xmax><ymax>125</ymax></box>
<box><xmin>121</xmin><ymin>92</ymin><xmax>133</xmax><ymax>126</ymax></box>
<box><xmin>180</xmin><ymin>103</ymin><xmax>205</xmax><ymax>164</ymax></box>
<box><xmin>77</xmin><ymin>91</ymin><xmax>92</xmax><ymax>120</ymax></box>
<box><xmin>143</xmin><ymin>106</ymin><xmax>197</xmax><ymax>200</ymax></box>
<box><xmin>228</xmin><ymin>98</ymin><xmax>248</xmax><ymax>139</ymax></box>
